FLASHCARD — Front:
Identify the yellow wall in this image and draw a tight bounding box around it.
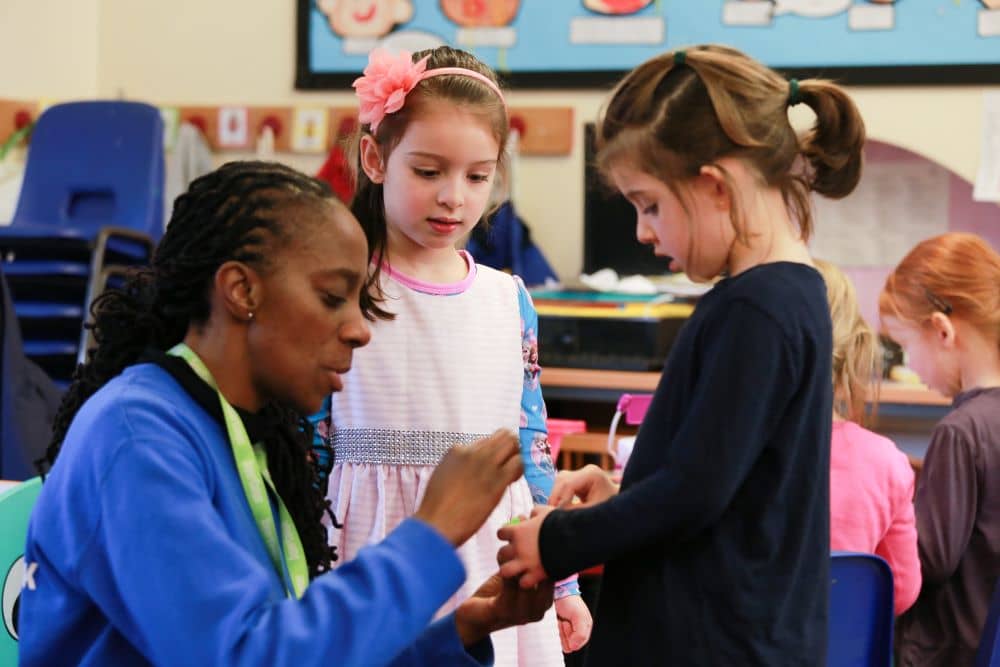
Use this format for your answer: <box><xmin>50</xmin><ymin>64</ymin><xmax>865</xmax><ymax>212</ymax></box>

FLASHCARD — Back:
<box><xmin>3</xmin><ymin>0</ymin><xmax>997</xmax><ymax>279</ymax></box>
<box><xmin>0</xmin><ymin>0</ymin><xmax>100</xmax><ymax>99</ymax></box>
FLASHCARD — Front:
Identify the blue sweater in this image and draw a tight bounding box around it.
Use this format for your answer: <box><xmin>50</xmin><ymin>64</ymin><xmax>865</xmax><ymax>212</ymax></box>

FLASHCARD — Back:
<box><xmin>19</xmin><ymin>362</ymin><xmax>492</xmax><ymax>666</ymax></box>
<box><xmin>539</xmin><ymin>262</ymin><xmax>834</xmax><ymax>666</ymax></box>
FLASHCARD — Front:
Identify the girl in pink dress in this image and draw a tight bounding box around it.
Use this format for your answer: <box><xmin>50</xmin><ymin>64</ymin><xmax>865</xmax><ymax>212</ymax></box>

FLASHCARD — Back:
<box><xmin>311</xmin><ymin>46</ymin><xmax>591</xmax><ymax>666</ymax></box>
<box><xmin>816</xmin><ymin>259</ymin><xmax>920</xmax><ymax>616</ymax></box>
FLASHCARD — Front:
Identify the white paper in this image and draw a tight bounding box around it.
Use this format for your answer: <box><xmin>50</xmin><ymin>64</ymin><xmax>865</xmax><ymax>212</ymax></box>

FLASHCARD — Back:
<box><xmin>973</xmin><ymin>92</ymin><xmax>1000</xmax><ymax>202</ymax></box>
<box><xmin>810</xmin><ymin>161</ymin><xmax>950</xmax><ymax>267</ymax></box>
<box><xmin>341</xmin><ymin>37</ymin><xmax>378</xmax><ymax>55</ymax></box>
<box><xmin>377</xmin><ymin>30</ymin><xmax>445</xmax><ymax>54</ymax></box>
<box><xmin>570</xmin><ymin>16</ymin><xmax>664</xmax><ymax>45</ymax></box>
<box><xmin>345</xmin><ymin>31</ymin><xmax>445</xmax><ymax>55</ymax></box>
<box><xmin>773</xmin><ymin>0</ymin><xmax>851</xmax><ymax>18</ymax></box>
<box><xmin>979</xmin><ymin>8</ymin><xmax>1000</xmax><ymax>37</ymax></box>
<box><xmin>722</xmin><ymin>1</ymin><xmax>773</xmax><ymax>26</ymax></box>
<box><xmin>456</xmin><ymin>27</ymin><xmax>516</xmax><ymax>48</ymax></box>
<box><xmin>848</xmin><ymin>4</ymin><xmax>894</xmax><ymax>31</ymax></box>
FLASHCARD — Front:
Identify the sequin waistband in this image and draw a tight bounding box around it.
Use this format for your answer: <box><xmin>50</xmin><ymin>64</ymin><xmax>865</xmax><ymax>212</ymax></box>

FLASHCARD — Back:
<box><xmin>332</xmin><ymin>428</ymin><xmax>494</xmax><ymax>466</ymax></box>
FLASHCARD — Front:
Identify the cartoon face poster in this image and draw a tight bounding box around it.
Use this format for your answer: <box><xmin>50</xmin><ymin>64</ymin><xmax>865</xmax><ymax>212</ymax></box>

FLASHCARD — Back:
<box><xmin>316</xmin><ymin>0</ymin><xmax>414</xmax><ymax>38</ymax></box>
<box><xmin>300</xmin><ymin>1</ymin><xmax>1000</xmax><ymax>86</ymax></box>
<box><xmin>439</xmin><ymin>0</ymin><xmax>522</xmax><ymax>27</ymax></box>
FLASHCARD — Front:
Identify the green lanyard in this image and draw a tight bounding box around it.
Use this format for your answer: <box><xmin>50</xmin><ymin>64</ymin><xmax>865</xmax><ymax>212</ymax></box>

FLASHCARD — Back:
<box><xmin>169</xmin><ymin>343</ymin><xmax>308</xmax><ymax>599</ymax></box>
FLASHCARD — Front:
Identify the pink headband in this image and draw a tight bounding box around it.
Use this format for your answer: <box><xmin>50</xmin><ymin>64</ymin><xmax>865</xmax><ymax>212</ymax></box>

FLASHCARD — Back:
<box><xmin>353</xmin><ymin>49</ymin><xmax>507</xmax><ymax>134</ymax></box>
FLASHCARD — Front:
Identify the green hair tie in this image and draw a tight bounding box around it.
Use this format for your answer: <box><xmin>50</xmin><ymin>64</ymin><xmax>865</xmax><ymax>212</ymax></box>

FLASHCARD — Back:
<box><xmin>673</xmin><ymin>50</ymin><xmax>686</xmax><ymax>66</ymax></box>
<box><xmin>788</xmin><ymin>78</ymin><xmax>803</xmax><ymax>106</ymax></box>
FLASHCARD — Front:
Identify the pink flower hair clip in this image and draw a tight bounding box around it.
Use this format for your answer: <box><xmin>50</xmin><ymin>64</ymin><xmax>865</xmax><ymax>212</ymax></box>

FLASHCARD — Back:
<box><xmin>353</xmin><ymin>49</ymin><xmax>430</xmax><ymax>134</ymax></box>
<box><xmin>353</xmin><ymin>48</ymin><xmax>507</xmax><ymax>134</ymax></box>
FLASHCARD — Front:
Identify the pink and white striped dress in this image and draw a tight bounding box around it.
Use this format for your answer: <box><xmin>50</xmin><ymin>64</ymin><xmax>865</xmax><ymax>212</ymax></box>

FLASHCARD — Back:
<box><xmin>324</xmin><ymin>253</ymin><xmax>564</xmax><ymax>666</ymax></box>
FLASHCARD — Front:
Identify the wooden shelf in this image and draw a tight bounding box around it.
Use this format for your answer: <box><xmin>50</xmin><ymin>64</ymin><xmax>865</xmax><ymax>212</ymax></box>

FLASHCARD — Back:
<box><xmin>541</xmin><ymin>367</ymin><xmax>950</xmax><ymax>407</ymax></box>
<box><xmin>876</xmin><ymin>383</ymin><xmax>950</xmax><ymax>406</ymax></box>
<box><xmin>542</xmin><ymin>367</ymin><xmax>660</xmax><ymax>393</ymax></box>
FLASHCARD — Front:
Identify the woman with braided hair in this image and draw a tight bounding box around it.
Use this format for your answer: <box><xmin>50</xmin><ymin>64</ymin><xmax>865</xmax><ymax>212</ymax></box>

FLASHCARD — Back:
<box><xmin>19</xmin><ymin>160</ymin><xmax>552</xmax><ymax>666</ymax></box>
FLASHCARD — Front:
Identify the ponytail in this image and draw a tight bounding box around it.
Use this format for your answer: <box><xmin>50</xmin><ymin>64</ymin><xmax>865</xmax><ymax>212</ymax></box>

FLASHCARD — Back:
<box><xmin>796</xmin><ymin>80</ymin><xmax>866</xmax><ymax>200</ymax></box>
<box><xmin>816</xmin><ymin>259</ymin><xmax>880</xmax><ymax>425</ymax></box>
<box><xmin>595</xmin><ymin>44</ymin><xmax>868</xmax><ymax>242</ymax></box>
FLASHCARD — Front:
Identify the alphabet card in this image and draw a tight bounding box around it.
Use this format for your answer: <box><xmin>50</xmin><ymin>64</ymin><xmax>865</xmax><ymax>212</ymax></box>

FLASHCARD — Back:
<box><xmin>217</xmin><ymin>107</ymin><xmax>249</xmax><ymax>149</ymax></box>
<box><xmin>291</xmin><ymin>107</ymin><xmax>329</xmax><ymax>153</ymax></box>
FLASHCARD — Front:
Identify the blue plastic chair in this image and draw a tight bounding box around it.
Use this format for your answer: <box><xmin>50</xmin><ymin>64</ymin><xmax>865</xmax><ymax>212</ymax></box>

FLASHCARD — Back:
<box><xmin>827</xmin><ymin>552</ymin><xmax>895</xmax><ymax>667</ymax></box>
<box><xmin>976</xmin><ymin>580</ymin><xmax>1000</xmax><ymax>667</ymax></box>
<box><xmin>0</xmin><ymin>101</ymin><xmax>163</xmax><ymax>383</ymax></box>
<box><xmin>0</xmin><ymin>477</ymin><xmax>42</xmax><ymax>665</ymax></box>
<box><xmin>5</xmin><ymin>100</ymin><xmax>163</xmax><ymax>241</ymax></box>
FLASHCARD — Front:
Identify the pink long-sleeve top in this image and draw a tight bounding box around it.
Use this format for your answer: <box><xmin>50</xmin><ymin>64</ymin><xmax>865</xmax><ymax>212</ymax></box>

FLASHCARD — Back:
<box><xmin>830</xmin><ymin>420</ymin><xmax>921</xmax><ymax>615</ymax></box>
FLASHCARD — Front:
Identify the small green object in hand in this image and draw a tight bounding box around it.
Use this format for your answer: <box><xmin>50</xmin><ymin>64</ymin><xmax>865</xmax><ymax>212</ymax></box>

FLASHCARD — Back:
<box><xmin>507</xmin><ymin>517</ymin><xmax>521</xmax><ymax>525</ymax></box>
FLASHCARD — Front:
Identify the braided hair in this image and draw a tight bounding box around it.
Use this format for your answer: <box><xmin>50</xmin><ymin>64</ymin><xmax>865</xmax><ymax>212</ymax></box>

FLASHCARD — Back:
<box><xmin>39</xmin><ymin>160</ymin><xmax>356</xmax><ymax>577</ymax></box>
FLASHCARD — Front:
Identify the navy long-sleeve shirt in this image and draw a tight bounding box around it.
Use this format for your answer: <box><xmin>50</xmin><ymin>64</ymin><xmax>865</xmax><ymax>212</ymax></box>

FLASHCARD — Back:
<box><xmin>540</xmin><ymin>262</ymin><xmax>833</xmax><ymax>666</ymax></box>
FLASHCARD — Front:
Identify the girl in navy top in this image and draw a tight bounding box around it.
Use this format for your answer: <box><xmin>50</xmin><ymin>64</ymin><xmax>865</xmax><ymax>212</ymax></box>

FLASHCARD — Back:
<box><xmin>499</xmin><ymin>45</ymin><xmax>867</xmax><ymax>665</ymax></box>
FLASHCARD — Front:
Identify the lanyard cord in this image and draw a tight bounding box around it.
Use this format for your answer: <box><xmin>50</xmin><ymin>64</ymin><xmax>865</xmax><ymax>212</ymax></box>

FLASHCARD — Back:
<box><xmin>169</xmin><ymin>343</ymin><xmax>308</xmax><ymax>599</ymax></box>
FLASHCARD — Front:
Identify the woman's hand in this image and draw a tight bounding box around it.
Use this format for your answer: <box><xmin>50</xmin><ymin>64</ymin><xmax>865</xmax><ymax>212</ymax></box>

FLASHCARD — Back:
<box><xmin>549</xmin><ymin>465</ymin><xmax>618</xmax><ymax>508</ymax></box>
<box><xmin>414</xmin><ymin>430</ymin><xmax>522</xmax><ymax>546</ymax></box>
<box><xmin>454</xmin><ymin>573</ymin><xmax>554</xmax><ymax>647</ymax></box>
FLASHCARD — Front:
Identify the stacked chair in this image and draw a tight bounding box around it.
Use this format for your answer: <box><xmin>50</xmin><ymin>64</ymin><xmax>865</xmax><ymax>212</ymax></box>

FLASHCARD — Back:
<box><xmin>0</xmin><ymin>101</ymin><xmax>164</xmax><ymax>387</ymax></box>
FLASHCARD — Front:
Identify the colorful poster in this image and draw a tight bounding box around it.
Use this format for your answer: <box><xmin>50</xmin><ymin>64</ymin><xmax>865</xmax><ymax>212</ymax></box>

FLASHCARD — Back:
<box><xmin>297</xmin><ymin>0</ymin><xmax>1000</xmax><ymax>88</ymax></box>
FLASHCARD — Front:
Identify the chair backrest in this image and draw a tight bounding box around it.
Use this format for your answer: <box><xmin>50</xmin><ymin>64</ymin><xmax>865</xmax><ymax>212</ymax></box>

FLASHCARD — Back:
<box><xmin>12</xmin><ymin>101</ymin><xmax>164</xmax><ymax>240</ymax></box>
<box><xmin>605</xmin><ymin>394</ymin><xmax>653</xmax><ymax>470</ymax></box>
<box><xmin>828</xmin><ymin>552</ymin><xmax>895</xmax><ymax>667</ymax></box>
<box><xmin>616</xmin><ymin>393</ymin><xmax>653</xmax><ymax>426</ymax></box>
<box><xmin>0</xmin><ymin>477</ymin><xmax>42</xmax><ymax>665</ymax></box>
<box><xmin>976</xmin><ymin>580</ymin><xmax>1000</xmax><ymax>667</ymax></box>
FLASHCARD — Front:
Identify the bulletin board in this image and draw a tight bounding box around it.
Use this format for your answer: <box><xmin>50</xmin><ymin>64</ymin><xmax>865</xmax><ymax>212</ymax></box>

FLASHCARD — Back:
<box><xmin>296</xmin><ymin>1</ymin><xmax>1000</xmax><ymax>89</ymax></box>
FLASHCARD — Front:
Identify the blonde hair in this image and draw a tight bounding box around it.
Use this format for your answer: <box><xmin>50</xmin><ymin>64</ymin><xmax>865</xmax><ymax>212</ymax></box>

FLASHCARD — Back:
<box><xmin>879</xmin><ymin>233</ymin><xmax>1000</xmax><ymax>351</ymax></box>
<box><xmin>595</xmin><ymin>45</ymin><xmax>865</xmax><ymax>264</ymax></box>
<box><xmin>816</xmin><ymin>259</ymin><xmax>881</xmax><ymax>424</ymax></box>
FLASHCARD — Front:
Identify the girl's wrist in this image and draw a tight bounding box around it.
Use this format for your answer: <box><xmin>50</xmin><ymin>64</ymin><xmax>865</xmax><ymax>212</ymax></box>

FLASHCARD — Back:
<box><xmin>554</xmin><ymin>578</ymin><xmax>581</xmax><ymax>600</ymax></box>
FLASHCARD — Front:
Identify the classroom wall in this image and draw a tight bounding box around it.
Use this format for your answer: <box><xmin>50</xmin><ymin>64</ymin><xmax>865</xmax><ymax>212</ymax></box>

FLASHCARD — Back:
<box><xmin>3</xmin><ymin>0</ymin><xmax>998</xmax><ymax>280</ymax></box>
<box><xmin>0</xmin><ymin>0</ymin><xmax>100</xmax><ymax>100</ymax></box>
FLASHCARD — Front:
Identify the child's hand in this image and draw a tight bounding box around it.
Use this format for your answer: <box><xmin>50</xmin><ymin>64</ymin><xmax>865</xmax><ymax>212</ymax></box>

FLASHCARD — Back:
<box><xmin>555</xmin><ymin>594</ymin><xmax>592</xmax><ymax>653</ymax></box>
<box><xmin>496</xmin><ymin>506</ymin><xmax>553</xmax><ymax>589</ymax></box>
<box><xmin>549</xmin><ymin>465</ymin><xmax>619</xmax><ymax>508</ymax></box>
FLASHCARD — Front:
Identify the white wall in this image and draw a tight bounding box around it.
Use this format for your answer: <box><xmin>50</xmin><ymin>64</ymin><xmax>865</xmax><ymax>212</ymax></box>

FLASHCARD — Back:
<box><xmin>0</xmin><ymin>0</ymin><xmax>100</xmax><ymax>99</ymax></box>
<box><xmin>3</xmin><ymin>0</ymin><xmax>997</xmax><ymax>278</ymax></box>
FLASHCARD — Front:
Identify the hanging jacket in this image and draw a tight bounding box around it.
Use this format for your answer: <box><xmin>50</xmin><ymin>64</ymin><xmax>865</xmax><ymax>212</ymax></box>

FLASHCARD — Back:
<box><xmin>0</xmin><ymin>265</ymin><xmax>62</xmax><ymax>480</ymax></box>
<box><xmin>467</xmin><ymin>202</ymin><xmax>558</xmax><ymax>287</ymax></box>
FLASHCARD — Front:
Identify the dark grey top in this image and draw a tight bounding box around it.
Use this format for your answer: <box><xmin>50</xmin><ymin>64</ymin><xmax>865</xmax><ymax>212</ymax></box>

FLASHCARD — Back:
<box><xmin>897</xmin><ymin>386</ymin><xmax>1000</xmax><ymax>666</ymax></box>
